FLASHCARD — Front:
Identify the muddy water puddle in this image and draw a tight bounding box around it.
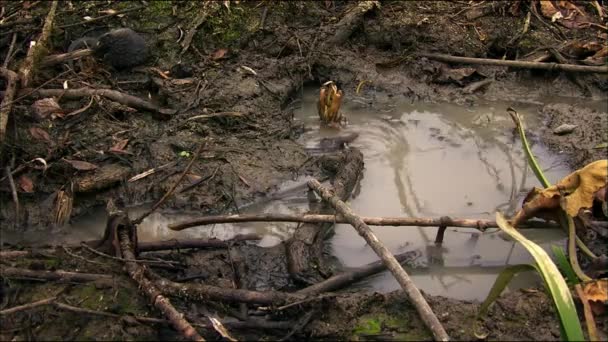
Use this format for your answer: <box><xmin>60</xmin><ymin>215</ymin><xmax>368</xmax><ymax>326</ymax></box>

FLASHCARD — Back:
<box><xmin>292</xmin><ymin>86</ymin><xmax>572</xmax><ymax>301</ymax></box>
<box><xmin>2</xmin><ymin>87</ymin><xmax>575</xmax><ymax>301</ymax></box>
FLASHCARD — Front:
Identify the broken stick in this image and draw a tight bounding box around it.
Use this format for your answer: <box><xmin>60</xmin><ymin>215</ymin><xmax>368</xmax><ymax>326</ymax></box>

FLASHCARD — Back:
<box><xmin>0</xmin><ymin>67</ymin><xmax>18</xmax><ymax>145</ymax></box>
<box><xmin>117</xmin><ymin>220</ymin><xmax>205</xmax><ymax>341</ymax></box>
<box><xmin>419</xmin><ymin>52</ymin><xmax>608</xmax><ymax>74</ymax></box>
<box><xmin>308</xmin><ymin>178</ymin><xmax>449</xmax><ymax>341</ymax></box>
<box><xmin>168</xmin><ymin>212</ymin><xmax>561</xmax><ymax>231</ymax></box>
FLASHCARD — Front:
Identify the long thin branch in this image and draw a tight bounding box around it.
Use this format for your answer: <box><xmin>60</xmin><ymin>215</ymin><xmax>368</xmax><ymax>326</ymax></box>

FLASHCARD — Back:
<box><xmin>118</xmin><ymin>227</ymin><xmax>205</xmax><ymax>341</ymax></box>
<box><xmin>137</xmin><ymin>234</ymin><xmax>261</xmax><ymax>252</ymax></box>
<box><xmin>168</xmin><ymin>213</ymin><xmax>560</xmax><ymax>231</ymax></box>
<box><xmin>27</xmin><ymin>87</ymin><xmax>176</xmax><ymax>116</ymax></box>
<box><xmin>419</xmin><ymin>52</ymin><xmax>608</xmax><ymax>74</ymax></box>
<box><xmin>41</xmin><ymin>48</ymin><xmax>94</xmax><ymax>67</ymax></box>
<box><xmin>19</xmin><ymin>0</ymin><xmax>59</xmax><ymax>87</ymax></box>
<box><xmin>0</xmin><ymin>297</ymin><xmax>56</xmax><ymax>316</ymax></box>
<box><xmin>297</xmin><ymin>250</ymin><xmax>420</xmax><ymax>296</ymax></box>
<box><xmin>308</xmin><ymin>178</ymin><xmax>449</xmax><ymax>341</ymax></box>
<box><xmin>0</xmin><ymin>67</ymin><xmax>18</xmax><ymax>145</ymax></box>
<box><xmin>0</xmin><ymin>266</ymin><xmax>113</xmax><ymax>283</ymax></box>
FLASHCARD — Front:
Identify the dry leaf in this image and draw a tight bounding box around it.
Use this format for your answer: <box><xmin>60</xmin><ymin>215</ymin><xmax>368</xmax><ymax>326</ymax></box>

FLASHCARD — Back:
<box><xmin>31</xmin><ymin>98</ymin><xmax>63</xmax><ymax>120</ymax></box>
<box><xmin>18</xmin><ymin>175</ymin><xmax>34</xmax><ymax>193</ymax></box>
<box><xmin>63</xmin><ymin>158</ymin><xmax>98</xmax><ymax>171</ymax></box>
<box><xmin>185</xmin><ymin>173</ymin><xmax>202</xmax><ymax>183</ymax></box>
<box><xmin>29</xmin><ymin>127</ymin><xmax>52</xmax><ymax>143</ymax></box>
<box><xmin>208</xmin><ymin>317</ymin><xmax>237</xmax><ymax>342</ymax></box>
<box><xmin>52</xmin><ymin>187</ymin><xmax>73</xmax><ymax>226</ymax></box>
<box><xmin>211</xmin><ymin>48</ymin><xmax>229</xmax><ymax>60</ymax></box>
<box><xmin>512</xmin><ymin>160</ymin><xmax>608</xmax><ymax>226</ymax></box>
<box><xmin>109</xmin><ymin>139</ymin><xmax>129</xmax><ymax>154</ymax></box>
<box><xmin>583</xmin><ymin>279</ymin><xmax>607</xmax><ymax>315</ymax></box>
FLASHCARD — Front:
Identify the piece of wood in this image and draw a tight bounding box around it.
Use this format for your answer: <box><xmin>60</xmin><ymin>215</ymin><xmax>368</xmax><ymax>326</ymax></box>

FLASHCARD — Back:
<box><xmin>168</xmin><ymin>213</ymin><xmax>561</xmax><ymax>231</ymax></box>
<box><xmin>137</xmin><ymin>234</ymin><xmax>262</xmax><ymax>252</ymax></box>
<box><xmin>297</xmin><ymin>250</ymin><xmax>420</xmax><ymax>296</ymax></box>
<box><xmin>308</xmin><ymin>178</ymin><xmax>449</xmax><ymax>341</ymax></box>
<box><xmin>117</xmin><ymin>219</ymin><xmax>205</xmax><ymax>341</ymax></box>
<box><xmin>0</xmin><ymin>67</ymin><xmax>18</xmax><ymax>145</ymax></box>
<box><xmin>0</xmin><ymin>266</ymin><xmax>112</xmax><ymax>283</ymax></box>
<box><xmin>41</xmin><ymin>48</ymin><xmax>94</xmax><ymax>67</ymax></box>
<box><xmin>419</xmin><ymin>52</ymin><xmax>608</xmax><ymax>74</ymax></box>
<box><xmin>19</xmin><ymin>0</ymin><xmax>59</xmax><ymax>88</ymax></box>
<box><xmin>0</xmin><ymin>297</ymin><xmax>56</xmax><ymax>316</ymax></box>
<box><xmin>329</xmin><ymin>1</ymin><xmax>379</xmax><ymax>45</ymax></box>
<box><xmin>28</xmin><ymin>87</ymin><xmax>176</xmax><ymax>116</ymax></box>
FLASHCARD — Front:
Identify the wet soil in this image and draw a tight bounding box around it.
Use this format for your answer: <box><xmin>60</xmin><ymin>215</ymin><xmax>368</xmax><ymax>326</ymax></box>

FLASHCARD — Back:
<box><xmin>1</xmin><ymin>1</ymin><xmax>607</xmax><ymax>341</ymax></box>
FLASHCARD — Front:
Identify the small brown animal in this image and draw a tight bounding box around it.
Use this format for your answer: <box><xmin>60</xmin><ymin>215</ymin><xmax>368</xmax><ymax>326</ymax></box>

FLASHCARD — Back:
<box><xmin>317</xmin><ymin>81</ymin><xmax>344</xmax><ymax>127</ymax></box>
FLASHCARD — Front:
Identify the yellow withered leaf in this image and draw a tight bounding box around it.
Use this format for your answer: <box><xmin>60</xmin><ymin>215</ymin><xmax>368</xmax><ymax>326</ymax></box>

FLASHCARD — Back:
<box><xmin>543</xmin><ymin>159</ymin><xmax>607</xmax><ymax>216</ymax></box>
<box><xmin>582</xmin><ymin>279</ymin><xmax>607</xmax><ymax>303</ymax></box>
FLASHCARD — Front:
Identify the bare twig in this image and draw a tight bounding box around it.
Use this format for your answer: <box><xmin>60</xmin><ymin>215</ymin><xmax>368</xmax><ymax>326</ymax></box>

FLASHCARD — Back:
<box><xmin>59</xmin><ymin>5</ymin><xmax>147</xmax><ymax>29</ymax></box>
<box><xmin>2</xmin><ymin>33</ymin><xmax>17</xmax><ymax>68</ymax></box>
<box><xmin>40</xmin><ymin>48</ymin><xmax>94</xmax><ymax>67</ymax></box>
<box><xmin>297</xmin><ymin>250</ymin><xmax>420</xmax><ymax>296</ymax></box>
<box><xmin>128</xmin><ymin>161</ymin><xmax>177</xmax><ymax>183</ymax></box>
<box><xmin>117</xmin><ymin>225</ymin><xmax>204</xmax><ymax>341</ymax></box>
<box><xmin>168</xmin><ymin>213</ymin><xmax>560</xmax><ymax>231</ymax></box>
<box><xmin>137</xmin><ymin>234</ymin><xmax>261</xmax><ymax>252</ymax></box>
<box><xmin>4</xmin><ymin>166</ymin><xmax>19</xmax><ymax>227</ymax></box>
<box><xmin>0</xmin><ymin>297</ymin><xmax>56</xmax><ymax>316</ymax></box>
<box><xmin>0</xmin><ymin>266</ymin><xmax>113</xmax><ymax>283</ymax></box>
<box><xmin>79</xmin><ymin>242</ymin><xmax>181</xmax><ymax>266</ymax></box>
<box><xmin>308</xmin><ymin>178</ymin><xmax>449</xmax><ymax>341</ymax></box>
<box><xmin>419</xmin><ymin>52</ymin><xmax>608</xmax><ymax>73</ymax></box>
<box><xmin>27</xmin><ymin>87</ymin><xmax>176</xmax><ymax>116</ymax></box>
<box><xmin>0</xmin><ymin>67</ymin><xmax>18</xmax><ymax>145</ymax></box>
<box><xmin>19</xmin><ymin>0</ymin><xmax>58</xmax><ymax>88</ymax></box>
<box><xmin>132</xmin><ymin>142</ymin><xmax>205</xmax><ymax>225</ymax></box>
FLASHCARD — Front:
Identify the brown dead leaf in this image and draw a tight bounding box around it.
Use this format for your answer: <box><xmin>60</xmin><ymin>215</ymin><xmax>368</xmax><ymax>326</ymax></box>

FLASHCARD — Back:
<box><xmin>18</xmin><ymin>175</ymin><xmax>34</xmax><ymax>193</ymax></box>
<box><xmin>512</xmin><ymin>160</ymin><xmax>607</xmax><ymax>226</ymax></box>
<box><xmin>29</xmin><ymin>127</ymin><xmax>52</xmax><ymax>143</ymax></box>
<box><xmin>63</xmin><ymin>158</ymin><xmax>98</xmax><ymax>171</ymax></box>
<box><xmin>109</xmin><ymin>139</ymin><xmax>129</xmax><ymax>154</ymax></box>
<box><xmin>185</xmin><ymin>173</ymin><xmax>202</xmax><ymax>183</ymax></box>
<box><xmin>31</xmin><ymin>98</ymin><xmax>63</xmax><ymax>121</ymax></box>
<box><xmin>52</xmin><ymin>187</ymin><xmax>73</xmax><ymax>226</ymax></box>
<box><xmin>211</xmin><ymin>48</ymin><xmax>229</xmax><ymax>60</ymax></box>
<box><xmin>583</xmin><ymin>279</ymin><xmax>607</xmax><ymax>315</ymax></box>
<box><xmin>538</xmin><ymin>0</ymin><xmax>593</xmax><ymax>29</ymax></box>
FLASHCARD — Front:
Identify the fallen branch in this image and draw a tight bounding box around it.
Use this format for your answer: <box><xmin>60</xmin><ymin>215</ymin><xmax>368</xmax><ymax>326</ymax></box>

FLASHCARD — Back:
<box><xmin>149</xmin><ymin>271</ymin><xmax>305</xmax><ymax>306</ymax></box>
<box><xmin>27</xmin><ymin>88</ymin><xmax>176</xmax><ymax>116</ymax></box>
<box><xmin>40</xmin><ymin>48</ymin><xmax>94</xmax><ymax>67</ymax></box>
<box><xmin>297</xmin><ymin>250</ymin><xmax>420</xmax><ymax>296</ymax></box>
<box><xmin>0</xmin><ymin>266</ymin><xmax>113</xmax><ymax>284</ymax></box>
<box><xmin>419</xmin><ymin>52</ymin><xmax>608</xmax><ymax>74</ymax></box>
<box><xmin>137</xmin><ymin>234</ymin><xmax>262</xmax><ymax>252</ymax></box>
<box><xmin>329</xmin><ymin>1</ymin><xmax>380</xmax><ymax>45</ymax></box>
<box><xmin>0</xmin><ymin>297</ymin><xmax>56</xmax><ymax>316</ymax></box>
<box><xmin>308</xmin><ymin>178</ymin><xmax>449</xmax><ymax>341</ymax></box>
<box><xmin>19</xmin><ymin>0</ymin><xmax>59</xmax><ymax>87</ymax></box>
<box><xmin>0</xmin><ymin>67</ymin><xmax>18</xmax><ymax>145</ymax></box>
<box><xmin>117</xmin><ymin>218</ymin><xmax>204</xmax><ymax>341</ymax></box>
<box><xmin>4</xmin><ymin>166</ymin><xmax>19</xmax><ymax>227</ymax></box>
<box><xmin>168</xmin><ymin>213</ymin><xmax>561</xmax><ymax>231</ymax></box>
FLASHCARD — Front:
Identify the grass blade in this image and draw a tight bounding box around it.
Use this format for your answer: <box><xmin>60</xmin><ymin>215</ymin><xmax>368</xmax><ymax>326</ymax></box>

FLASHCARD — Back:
<box><xmin>478</xmin><ymin>264</ymin><xmax>536</xmax><ymax>317</ymax></box>
<box><xmin>496</xmin><ymin>212</ymin><xmax>584</xmax><ymax>341</ymax></box>
<box><xmin>551</xmin><ymin>245</ymin><xmax>580</xmax><ymax>286</ymax></box>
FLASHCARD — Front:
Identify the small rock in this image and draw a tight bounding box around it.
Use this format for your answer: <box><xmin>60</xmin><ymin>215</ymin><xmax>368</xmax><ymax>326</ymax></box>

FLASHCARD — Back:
<box><xmin>552</xmin><ymin>124</ymin><xmax>577</xmax><ymax>135</ymax></box>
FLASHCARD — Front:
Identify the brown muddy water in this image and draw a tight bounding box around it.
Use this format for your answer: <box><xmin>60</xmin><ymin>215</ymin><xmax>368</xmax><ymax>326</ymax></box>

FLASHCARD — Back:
<box><xmin>2</xmin><ymin>87</ymin><xmax>576</xmax><ymax>301</ymax></box>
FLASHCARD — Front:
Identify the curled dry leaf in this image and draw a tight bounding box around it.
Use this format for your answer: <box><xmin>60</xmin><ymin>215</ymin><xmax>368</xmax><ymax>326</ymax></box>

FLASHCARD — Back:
<box><xmin>512</xmin><ymin>160</ymin><xmax>608</xmax><ymax>226</ymax></box>
<box><xmin>63</xmin><ymin>158</ymin><xmax>98</xmax><ymax>171</ymax></box>
<box><xmin>537</xmin><ymin>0</ymin><xmax>593</xmax><ymax>29</ymax></box>
<box><xmin>18</xmin><ymin>175</ymin><xmax>34</xmax><ymax>193</ymax></box>
<box><xmin>29</xmin><ymin>127</ymin><xmax>52</xmax><ymax>144</ymax></box>
<box><xmin>31</xmin><ymin>98</ymin><xmax>63</xmax><ymax>121</ymax></box>
<box><xmin>582</xmin><ymin>279</ymin><xmax>607</xmax><ymax>315</ymax></box>
<box><xmin>52</xmin><ymin>187</ymin><xmax>73</xmax><ymax>226</ymax></box>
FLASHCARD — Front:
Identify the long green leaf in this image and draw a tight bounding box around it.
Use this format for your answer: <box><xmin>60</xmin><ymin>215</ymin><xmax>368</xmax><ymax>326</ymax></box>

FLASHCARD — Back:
<box><xmin>551</xmin><ymin>245</ymin><xmax>580</xmax><ymax>286</ymax></box>
<box><xmin>495</xmin><ymin>212</ymin><xmax>584</xmax><ymax>341</ymax></box>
